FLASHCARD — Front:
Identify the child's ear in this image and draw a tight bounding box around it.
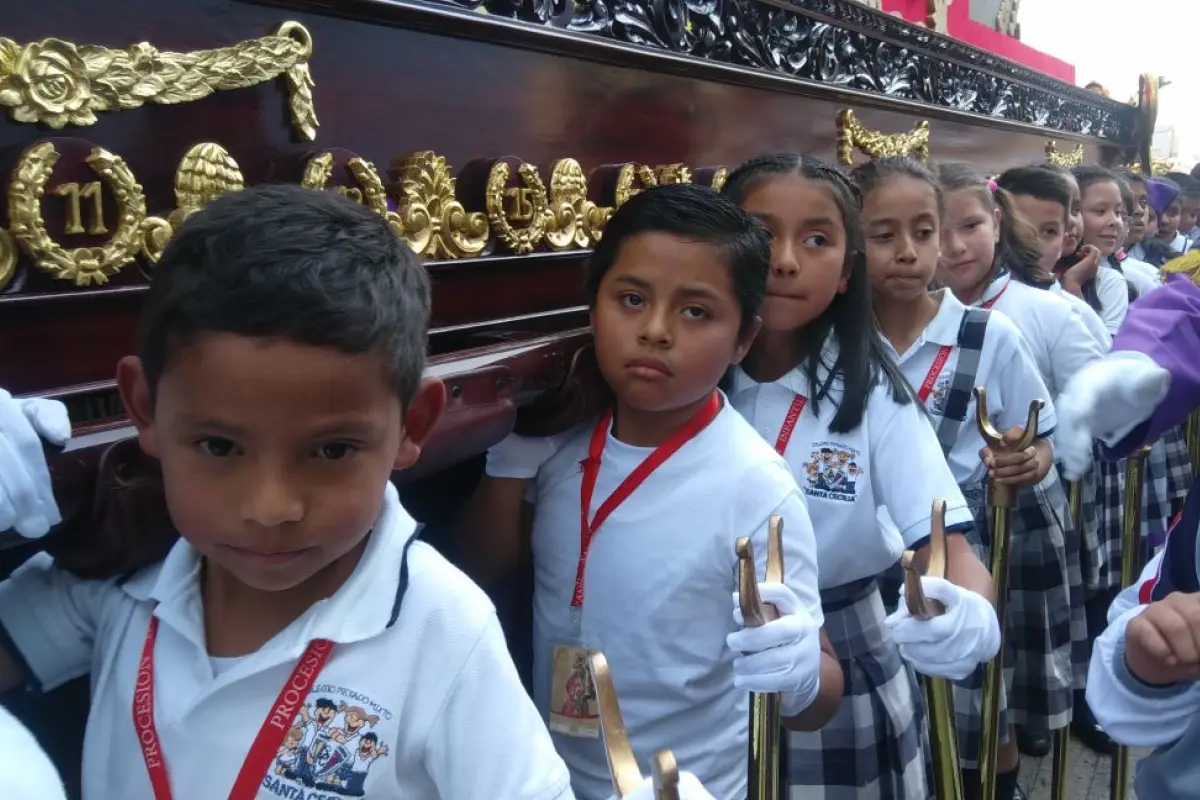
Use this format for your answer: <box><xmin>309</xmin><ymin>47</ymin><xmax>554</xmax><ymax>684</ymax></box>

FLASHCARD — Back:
<box><xmin>115</xmin><ymin>356</ymin><xmax>160</xmax><ymax>459</ymax></box>
<box><xmin>730</xmin><ymin>315</ymin><xmax>762</xmax><ymax>365</ymax></box>
<box><xmin>393</xmin><ymin>378</ymin><xmax>447</xmax><ymax>471</ymax></box>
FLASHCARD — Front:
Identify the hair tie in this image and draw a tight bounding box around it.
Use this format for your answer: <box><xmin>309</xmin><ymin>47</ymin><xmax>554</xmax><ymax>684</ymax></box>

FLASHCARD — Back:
<box><xmin>987</xmin><ymin>178</ymin><xmax>999</xmax><ymax>193</ymax></box>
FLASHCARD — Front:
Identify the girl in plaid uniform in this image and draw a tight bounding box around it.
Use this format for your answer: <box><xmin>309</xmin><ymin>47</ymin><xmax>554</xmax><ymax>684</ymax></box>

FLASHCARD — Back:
<box><xmin>862</xmin><ymin>158</ymin><xmax>1064</xmax><ymax>799</ymax></box>
<box><xmin>994</xmin><ymin>166</ymin><xmax>1112</xmax><ymax>755</ymax></box>
<box><xmin>721</xmin><ymin>153</ymin><xmax>1000</xmax><ymax>799</ymax></box>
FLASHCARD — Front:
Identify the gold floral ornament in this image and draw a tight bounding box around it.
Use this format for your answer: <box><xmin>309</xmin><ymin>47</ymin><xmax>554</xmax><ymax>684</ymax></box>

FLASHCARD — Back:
<box><xmin>0</xmin><ymin>22</ymin><xmax>317</xmax><ymax>141</ymax></box>
<box><xmin>655</xmin><ymin>164</ymin><xmax>692</xmax><ymax>185</ymax></box>
<box><xmin>140</xmin><ymin>142</ymin><xmax>246</xmax><ymax>264</ymax></box>
<box><xmin>0</xmin><ymin>228</ymin><xmax>16</xmax><ymax>291</ymax></box>
<box><xmin>836</xmin><ymin>109</ymin><xmax>931</xmax><ymax>166</ymax></box>
<box><xmin>301</xmin><ymin>151</ymin><xmax>404</xmax><ymax>233</ymax></box>
<box><xmin>614</xmin><ymin>164</ymin><xmax>658</xmax><ymax>207</ymax></box>
<box><xmin>1044</xmin><ymin>140</ymin><xmax>1084</xmax><ymax>167</ymax></box>
<box><xmin>8</xmin><ymin>141</ymin><xmax>147</xmax><ymax>286</ymax></box>
<box><xmin>390</xmin><ymin>151</ymin><xmax>488</xmax><ymax>259</ymax></box>
<box><xmin>485</xmin><ymin>161</ymin><xmax>549</xmax><ymax>254</ymax></box>
<box><xmin>544</xmin><ymin>158</ymin><xmax>610</xmax><ymax>251</ymax></box>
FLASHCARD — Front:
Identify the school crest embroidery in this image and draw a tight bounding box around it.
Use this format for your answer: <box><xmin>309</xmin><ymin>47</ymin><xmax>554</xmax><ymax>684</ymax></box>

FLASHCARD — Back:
<box><xmin>801</xmin><ymin>443</ymin><xmax>864</xmax><ymax>502</ymax></box>
<box><xmin>264</xmin><ymin>684</ymin><xmax>392</xmax><ymax>799</ymax></box>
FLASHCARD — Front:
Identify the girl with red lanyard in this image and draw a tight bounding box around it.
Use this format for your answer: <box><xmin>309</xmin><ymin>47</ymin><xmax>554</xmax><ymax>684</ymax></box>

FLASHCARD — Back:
<box><xmin>466</xmin><ymin>184</ymin><xmax>845</xmax><ymax>800</ymax></box>
<box><xmin>719</xmin><ymin>153</ymin><xmax>999</xmax><ymax>800</ymax></box>
<box><xmin>859</xmin><ymin>157</ymin><xmax>1059</xmax><ymax>799</ymax></box>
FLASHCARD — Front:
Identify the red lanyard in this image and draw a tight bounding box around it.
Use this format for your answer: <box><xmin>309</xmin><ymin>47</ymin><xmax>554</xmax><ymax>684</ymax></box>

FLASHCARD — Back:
<box><xmin>773</xmin><ymin>345</ymin><xmax>950</xmax><ymax>454</ymax></box>
<box><xmin>917</xmin><ymin>345</ymin><xmax>954</xmax><ymax>404</ymax></box>
<box><xmin>774</xmin><ymin>395</ymin><xmax>808</xmax><ymax>455</ymax></box>
<box><xmin>980</xmin><ymin>281</ymin><xmax>1008</xmax><ymax>310</ymax></box>
<box><xmin>134</xmin><ymin>615</ymin><xmax>335</xmax><ymax>800</ymax></box>
<box><xmin>574</xmin><ymin>391</ymin><xmax>722</xmax><ymax>607</ymax></box>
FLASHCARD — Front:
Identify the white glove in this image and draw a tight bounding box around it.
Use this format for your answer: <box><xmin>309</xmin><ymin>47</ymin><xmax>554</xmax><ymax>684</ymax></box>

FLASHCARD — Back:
<box><xmin>885</xmin><ymin>577</ymin><xmax>1001</xmax><ymax>680</ymax></box>
<box><xmin>1056</xmin><ymin>351</ymin><xmax>1170</xmax><ymax>481</ymax></box>
<box><xmin>484</xmin><ymin>432</ymin><xmax>561</xmax><ymax>479</ymax></box>
<box><xmin>726</xmin><ymin>582</ymin><xmax>822</xmax><ymax>717</ymax></box>
<box><xmin>0</xmin><ymin>390</ymin><xmax>71</xmax><ymax>539</ymax></box>
<box><xmin>0</xmin><ymin>705</ymin><xmax>67</xmax><ymax>800</ymax></box>
<box><xmin>607</xmin><ymin>772</ymin><xmax>716</xmax><ymax>800</ymax></box>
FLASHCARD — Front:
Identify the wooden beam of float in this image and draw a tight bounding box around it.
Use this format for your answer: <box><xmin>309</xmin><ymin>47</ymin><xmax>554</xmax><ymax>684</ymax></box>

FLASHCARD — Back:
<box><xmin>0</xmin><ymin>23</ymin><xmax>317</xmax><ymax>140</ymax></box>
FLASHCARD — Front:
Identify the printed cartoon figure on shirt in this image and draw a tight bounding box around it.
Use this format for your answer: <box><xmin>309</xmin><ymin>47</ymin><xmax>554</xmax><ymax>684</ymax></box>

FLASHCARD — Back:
<box><xmin>928</xmin><ymin>372</ymin><xmax>952</xmax><ymax>417</ymax></box>
<box><xmin>269</xmin><ymin>692</ymin><xmax>391</xmax><ymax>797</ymax></box>
<box><xmin>802</xmin><ymin>443</ymin><xmax>863</xmax><ymax>502</ymax></box>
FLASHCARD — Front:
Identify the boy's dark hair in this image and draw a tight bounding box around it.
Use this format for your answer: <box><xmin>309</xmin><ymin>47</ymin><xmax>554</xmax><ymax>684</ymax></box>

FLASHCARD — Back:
<box><xmin>585</xmin><ymin>183</ymin><xmax>769</xmax><ymax>337</ymax></box>
<box><xmin>720</xmin><ymin>152</ymin><xmax>915</xmax><ymax>434</ymax></box>
<box><xmin>1071</xmin><ymin>164</ymin><xmax>1121</xmax><ymax>198</ymax></box>
<box><xmin>1117</xmin><ymin>168</ymin><xmax>1146</xmax><ymax>189</ymax></box>
<box><xmin>997</xmin><ymin>166</ymin><xmax>1073</xmax><ymax>223</ymax></box>
<box><xmin>139</xmin><ymin>184</ymin><xmax>431</xmax><ymax>406</ymax></box>
<box><xmin>1113</xmin><ymin>174</ymin><xmax>1135</xmax><ymax>216</ymax></box>
<box><xmin>1166</xmin><ymin>172</ymin><xmax>1200</xmax><ymax>197</ymax></box>
<box><xmin>851</xmin><ymin>156</ymin><xmax>943</xmax><ymax>211</ymax></box>
<box><xmin>938</xmin><ymin>162</ymin><xmax>1051</xmax><ymax>288</ymax></box>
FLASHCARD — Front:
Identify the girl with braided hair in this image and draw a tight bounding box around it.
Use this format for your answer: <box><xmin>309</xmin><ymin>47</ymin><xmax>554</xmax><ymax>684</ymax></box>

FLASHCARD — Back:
<box><xmin>721</xmin><ymin>153</ymin><xmax>999</xmax><ymax>798</ymax></box>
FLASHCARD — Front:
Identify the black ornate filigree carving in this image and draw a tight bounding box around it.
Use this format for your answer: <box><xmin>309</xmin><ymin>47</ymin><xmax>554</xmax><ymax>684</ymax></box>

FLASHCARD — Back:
<box><xmin>447</xmin><ymin>0</ymin><xmax>1134</xmax><ymax>140</ymax></box>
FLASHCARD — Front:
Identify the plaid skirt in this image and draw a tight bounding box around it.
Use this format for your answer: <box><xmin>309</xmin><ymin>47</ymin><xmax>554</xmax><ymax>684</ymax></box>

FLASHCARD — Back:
<box><xmin>1095</xmin><ymin>427</ymin><xmax>1192</xmax><ymax>589</ymax></box>
<box><xmin>957</xmin><ymin>475</ymin><xmax>1076</xmax><ymax>736</ymax></box>
<box><xmin>786</xmin><ymin>578</ymin><xmax>929</xmax><ymax>799</ymax></box>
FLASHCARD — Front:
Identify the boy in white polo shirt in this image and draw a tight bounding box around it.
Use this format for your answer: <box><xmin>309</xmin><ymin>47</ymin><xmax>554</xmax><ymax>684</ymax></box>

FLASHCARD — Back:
<box><xmin>462</xmin><ymin>184</ymin><xmax>842</xmax><ymax>800</ymax></box>
<box><xmin>0</xmin><ymin>185</ymin><xmax>715</xmax><ymax>800</ymax></box>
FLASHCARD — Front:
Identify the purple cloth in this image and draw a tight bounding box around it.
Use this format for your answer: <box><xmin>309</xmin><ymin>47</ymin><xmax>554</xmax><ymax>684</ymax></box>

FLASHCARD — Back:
<box><xmin>1146</xmin><ymin>178</ymin><xmax>1181</xmax><ymax>218</ymax></box>
<box><xmin>1103</xmin><ymin>274</ymin><xmax>1200</xmax><ymax>458</ymax></box>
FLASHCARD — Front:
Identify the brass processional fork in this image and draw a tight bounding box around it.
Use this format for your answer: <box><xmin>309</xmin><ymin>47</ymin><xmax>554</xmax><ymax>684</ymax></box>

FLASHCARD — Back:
<box><xmin>590</xmin><ymin>651</ymin><xmax>681</xmax><ymax>799</ymax></box>
<box><xmin>901</xmin><ymin>499</ymin><xmax>965</xmax><ymax>800</ymax></box>
<box><xmin>975</xmin><ymin>387</ymin><xmax>1043</xmax><ymax>800</ymax></box>
<box><xmin>736</xmin><ymin>515</ymin><xmax>785</xmax><ymax>800</ymax></box>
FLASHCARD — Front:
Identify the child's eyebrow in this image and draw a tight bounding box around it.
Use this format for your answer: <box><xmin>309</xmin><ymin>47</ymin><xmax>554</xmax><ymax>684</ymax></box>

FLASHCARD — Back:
<box><xmin>613</xmin><ymin>274</ymin><xmax>723</xmax><ymax>303</ymax></box>
<box><xmin>750</xmin><ymin>210</ymin><xmax>840</xmax><ymax>229</ymax></box>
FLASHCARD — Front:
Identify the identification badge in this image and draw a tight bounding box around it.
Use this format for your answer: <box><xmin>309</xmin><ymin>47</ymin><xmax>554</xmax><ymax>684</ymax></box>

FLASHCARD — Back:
<box><xmin>548</xmin><ymin>643</ymin><xmax>600</xmax><ymax>738</ymax></box>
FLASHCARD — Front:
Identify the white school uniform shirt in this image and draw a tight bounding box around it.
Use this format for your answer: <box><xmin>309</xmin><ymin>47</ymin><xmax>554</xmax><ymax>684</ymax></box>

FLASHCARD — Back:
<box><xmin>727</xmin><ymin>339</ymin><xmax>972</xmax><ymax>588</ymax></box>
<box><xmin>1094</xmin><ymin>265</ymin><xmax>1131</xmax><ymax>335</ymax></box>
<box><xmin>1049</xmin><ymin>283</ymin><xmax>1112</xmax><ymax>348</ymax></box>
<box><xmin>1119</xmin><ymin>256</ymin><xmax>1162</xmax><ymax>297</ymax></box>
<box><xmin>0</xmin><ymin>483</ymin><xmax>573</xmax><ymax>800</ymax></box>
<box><xmin>975</xmin><ymin>273</ymin><xmax>1105</xmax><ymax>400</ymax></box>
<box><xmin>528</xmin><ymin>400</ymin><xmax>822</xmax><ymax>800</ymax></box>
<box><xmin>888</xmin><ymin>290</ymin><xmax>1058</xmax><ymax>486</ymax></box>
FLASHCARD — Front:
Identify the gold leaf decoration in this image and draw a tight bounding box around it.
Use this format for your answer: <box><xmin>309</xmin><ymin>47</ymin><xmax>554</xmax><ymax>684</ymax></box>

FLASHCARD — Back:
<box><xmin>1044</xmin><ymin>140</ymin><xmax>1084</xmax><ymax>167</ymax></box>
<box><xmin>0</xmin><ymin>22</ymin><xmax>317</xmax><ymax>140</ymax></box>
<box><xmin>391</xmin><ymin>151</ymin><xmax>489</xmax><ymax>259</ymax></box>
<box><xmin>7</xmin><ymin>141</ymin><xmax>147</xmax><ymax>286</ymax></box>
<box><xmin>0</xmin><ymin>228</ymin><xmax>16</xmax><ymax>291</ymax></box>
<box><xmin>545</xmin><ymin>158</ymin><xmax>610</xmax><ymax>251</ymax></box>
<box><xmin>485</xmin><ymin>161</ymin><xmax>549</xmax><ymax>254</ymax></box>
<box><xmin>836</xmin><ymin>109</ymin><xmax>931</xmax><ymax>165</ymax></box>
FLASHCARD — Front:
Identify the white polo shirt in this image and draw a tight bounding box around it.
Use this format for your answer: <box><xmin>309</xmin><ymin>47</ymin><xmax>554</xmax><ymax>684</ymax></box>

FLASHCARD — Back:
<box><xmin>1120</xmin><ymin>257</ymin><xmax>1162</xmax><ymax>298</ymax></box>
<box><xmin>889</xmin><ymin>290</ymin><xmax>1058</xmax><ymax>486</ymax></box>
<box><xmin>1049</xmin><ymin>283</ymin><xmax>1112</xmax><ymax>348</ymax></box>
<box><xmin>528</xmin><ymin>401</ymin><xmax>822</xmax><ymax>800</ymax></box>
<box><xmin>728</xmin><ymin>340</ymin><xmax>972</xmax><ymax>588</ymax></box>
<box><xmin>976</xmin><ymin>274</ymin><xmax>1105</xmax><ymax>400</ymax></box>
<box><xmin>1094</xmin><ymin>265</ymin><xmax>1131</xmax><ymax>335</ymax></box>
<box><xmin>0</xmin><ymin>704</ymin><xmax>66</xmax><ymax>799</ymax></box>
<box><xmin>0</xmin><ymin>483</ymin><xmax>573</xmax><ymax>800</ymax></box>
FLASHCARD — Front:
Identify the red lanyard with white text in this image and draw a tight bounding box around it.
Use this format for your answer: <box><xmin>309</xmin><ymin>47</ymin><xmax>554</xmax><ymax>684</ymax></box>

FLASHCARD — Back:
<box><xmin>574</xmin><ymin>391</ymin><xmax>722</xmax><ymax>607</ymax></box>
<box><xmin>774</xmin><ymin>347</ymin><xmax>953</xmax><ymax>456</ymax></box>
<box><xmin>134</xmin><ymin>615</ymin><xmax>335</xmax><ymax>800</ymax></box>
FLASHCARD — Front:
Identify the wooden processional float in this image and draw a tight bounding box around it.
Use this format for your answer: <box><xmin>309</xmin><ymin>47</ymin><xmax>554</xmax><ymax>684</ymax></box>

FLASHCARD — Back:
<box><xmin>0</xmin><ymin>0</ymin><xmax>1154</xmax><ymax>796</ymax></box>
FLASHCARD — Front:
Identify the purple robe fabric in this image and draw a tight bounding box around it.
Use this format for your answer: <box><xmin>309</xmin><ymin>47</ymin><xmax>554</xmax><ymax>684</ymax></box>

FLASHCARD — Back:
<box><xmin>1102</xmin><ymin>274</ymin><xmax>1200</xmax><ymax>458</ymax></box>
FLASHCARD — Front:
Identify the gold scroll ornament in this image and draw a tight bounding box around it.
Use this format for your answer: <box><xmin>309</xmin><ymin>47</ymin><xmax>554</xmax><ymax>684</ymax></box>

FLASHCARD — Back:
<box><xmin>141</xmin><ymin>142</ymin><xmax>246</xmax><ymax>263</ymax></box>
<box><xmin>1044</xmin><ymin>141</ymin><xmax>1084</xmax><ymax>168</ymax></box>
<box><xmin>836</xmin><ymin>110</ymin><xmax>931</xmax><ymax>166</ymax></box>
<box><xmin>0</xmin><ymin>22</ymin><xmax>317</xmax><ymax>141</ymax></box>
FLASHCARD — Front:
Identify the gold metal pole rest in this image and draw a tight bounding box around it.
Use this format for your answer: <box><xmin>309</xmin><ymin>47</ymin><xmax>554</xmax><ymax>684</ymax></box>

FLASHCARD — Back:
<box><xmin>735</xmin><ymin>515</ymin><xmax>786</xmax><ymax>800</ymax></box>
<box><xmin>900</xmin><ymin>498</ymin><xmax>965</xmax><ymax>800</ymax></box>
<box><xmin>1110</xmin><ymin>445</ymin><xmax>1151</xmax><ymax>800</ymax></box>
<box><xmin>974</xmin><ymin>387</ymin><xmax>1043</xmax><ymax>800</ymax></box>
<box><xmin>590</xmin><ymin>651</ymin><xmax>682</xmax><ymax>800</ymax></box>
